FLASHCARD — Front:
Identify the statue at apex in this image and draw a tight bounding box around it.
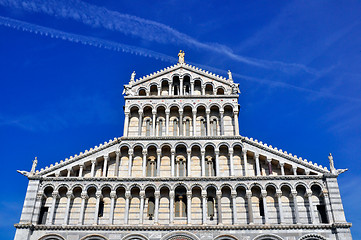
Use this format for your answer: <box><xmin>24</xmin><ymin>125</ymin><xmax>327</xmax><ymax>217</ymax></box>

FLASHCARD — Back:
<box><xmin>178</xmin><ymin>50</ymin><xmax>185</xmax><ymax>64</ymax></box>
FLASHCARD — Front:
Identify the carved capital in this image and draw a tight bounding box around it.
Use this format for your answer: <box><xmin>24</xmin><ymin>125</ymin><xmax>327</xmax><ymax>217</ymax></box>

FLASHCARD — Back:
<box><xmin>290</xmin><ymin>190</ymin><xmax>298</xmax><ymax>198</ymax></box>
<box><xmin>91</xmin><ymin>159</ymin><xmax>96</xmax><ymax>164</ymax></box>
<box><xmin>140</xmin><ymin>191</ymin><xmax>146</xmax><ymax>198</ymax></box>
<box><xmin>152</xmin><ymin>110</ymin><xmax>157</xmax><ymax>115</ymax></box>
<box><xmin>52</xmin><ymin>191</ymin><xmax>59</xmax><ymax>199</ymax></box>
<box><xmin>201</xmin><ymin>191</ymin><xmax>207</xmax><ymax>198</ymax></box>
<box><xmin>95</xmin><ymin>191</ymin><xmax>102</xmax><ymax>199</ymax></box>
<box><xmin>261</xmin><ymin>190</ymin><xmax>267</xmax><ymax>198</ymax></box>
<box><xmin>246</xmin><ymin>190</ymin><xmax>252</xmax><ymax>199</ymax></box>
<box><xmin>169</xmin><ymin>191</ymin><xmax>175</xmax><ymax>198</ymax></box>
<box><xmin>125</xmin><ymin>191</ymin><xmax>131</xmax><ymax>199</ymax></box>
<box><xmin>306</xmin><ymin>190</ymin><xmax>312</xmax><ymax>198</ymax></box>
<box><xmin>216</xmin><ymin>190</ymin><xmax>222</xmax><ymax>198</ymax></box>
<box><xmin>103</xmin><ymin>155</ymin><xmax>109</xmax><ymax>161</ymax></box>
<box><xmin>231</xmin><ymin>191</ymin><xmax>237</xmax><ymax>198</ymax></box>
<box><xmin>157</xmin><ymin>149</ymin><xmax>162</xmax><ymax>155</ymax></box>
<box><xmin>110</xmin><ymin>191</ymin><xmax>117</xmax><ymax>199</ymax></box>
<box><xmin>66</xmin><ymin>192</ymin><xmax>74</xmax><ymax>199</ymax></box>
<box><xmin>142</xmin><ymin>150</ymin><xmax>147</xmax><ymax>155</ymax></box>
<box><xmin>36</xmin><ymin>192</ymin><xmax>44</xmax><ymax>200</ymax></box>
<box><xmin>322</xmin><ymin>190</ymin><xmax>329</xmax><ymax>197</ymax></box>
<box><xmin>155</xmin><ymin>191</ymin><xmax>161</xmax><ymax>198</ymax></box>
<box><xmin>115</xmin><ymin>150</ymin><xmax>120</xmax><ymax>157</ymax></box>
<box><xmin>128</xmin><ymin>149</ymin><xmax>134</xmax><ymax>155</ymax></box>
<box><xmin>81</xmin><ymin>192</ymin><xmax>88</xmax><ymax>199</ymax></box>
<box><xmin>276</xmin><ymin>190</ymin><xmax>282</xmax><ymax>198</ymax></box>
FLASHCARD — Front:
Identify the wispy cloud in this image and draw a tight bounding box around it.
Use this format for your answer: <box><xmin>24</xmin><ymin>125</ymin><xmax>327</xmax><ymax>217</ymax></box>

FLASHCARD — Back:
<box><xmin>0</xmin><ymin>0</ymin><xmax>317</xmax><ymax>74</ymax></box>
<box><xmin>1</xmin><ymin>16</ymin><xmax>360</xmax><ymax>105</ymax></box>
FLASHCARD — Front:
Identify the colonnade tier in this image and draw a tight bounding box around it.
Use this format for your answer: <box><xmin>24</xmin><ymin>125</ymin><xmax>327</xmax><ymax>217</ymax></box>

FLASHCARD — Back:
<box><xmin>133</xmin><ymin>75</ymin><xmax>232</xmax><ymax>97</ymax></box>
<box><xmin>49</xmin><ymin>145</ymin><xmax>319</xmax><ymax>178</ymax></box>
<box><xmin>124</xmin><ymin>103</ymin><xmax>239</xmax><ymax>137</ymax></box>
<box><xmin>36</xmin><ymin>181</ymin><xmax>330</xmax><ymax>226</ymax></box>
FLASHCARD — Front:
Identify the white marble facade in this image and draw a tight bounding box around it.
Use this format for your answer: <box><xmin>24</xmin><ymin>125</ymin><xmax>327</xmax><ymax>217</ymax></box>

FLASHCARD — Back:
<box><xmin>14</xmin><ymin>59</ymin><xmax>352</xmax><ymax>240</ymax></box>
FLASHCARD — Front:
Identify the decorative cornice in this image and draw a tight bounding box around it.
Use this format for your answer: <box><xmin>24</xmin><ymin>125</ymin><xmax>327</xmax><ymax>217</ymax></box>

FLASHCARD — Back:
<box><xmin>14</xmin><ymin>223</ymin><xmax>352</xmax><ymax>231</ymax></box>
<box><xmin>131</xmin><ymin>63</ymin><xmax>232</xmax><ymax>88</ymax></box>
<box><xmin>32</xmin><ymin>175</ymin><xmax>324</xmax><ymax>182</ymax></box>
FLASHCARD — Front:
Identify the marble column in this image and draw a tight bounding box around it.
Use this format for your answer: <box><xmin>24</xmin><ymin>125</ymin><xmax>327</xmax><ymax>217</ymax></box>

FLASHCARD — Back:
<box><xmin>156</xmin><ymin>149</ymin><xmax>161</xmax><ymax>176</ymax></box>
<box><xmin>306</xmin><ymin>190</ymin><xmax>315</xmax><ymax>224</ymax></box>
<box><xmin>93</xmin><ymin>191</ymin><xmax>102</xmax><ymax>225</ymax></box>
<box><xmin>229</xmin><ymin>149</ymin><xmax>234</xmax><ymax>176</ymax></box>
<box><xmin>231</xmin><ymin>191</ymin><xmax>237</xmax><ymax>224</ymax></box>
<box><xmin>138</xmin><ymin>110</ymin><xmax>143</xmax><ymax>136</ymax></box>
<box><xmin>47</xmin><ymin>191</ymin><xmax>58</xmax><ymax>225</ymax></box>
<box><xmin>234</xmin><ymin>110</ymin><xmax>239</xmax><ymax>135</ymax></box>
<box><xmin>102</xmin><ymin>155</ymin><xmax>109</xmax><ymax>177</ymax></box>
<box><xmin>187</xmin><ymin>150</ymin><xmax>191</xmax><ymax>177</ymax></box>
<box><xmin>78</xmin><ymin>191</ymin><xmax>87</xmax><ymax>225</ymax></box>
<box><xmin>67</xmin><ymin>168</ymin><xmax>71</xmax><ymax>177</ymax></box>
<box><xmin>243</xmin><ymin>149</ymin><xmax>248</xmax><ymax>176</ymax></box>
<box><xmin>192</xmin><ymin>110</ymin><xmax>197</xmax><ymax>136</ymax></box>
<box><xmin>261</xmin><ymin>190</ymin><xmax>268</xmax><ymax>224</ymax></box>
<box><xmin>139</xmin><ymin>191</ymin><xmax>145</xmax><ymax>224</ymax></box>
<box><xmin>279</xmin><ymin>162</ymin><xmax>285</xmax><ymax>176</ymax></box>
<box><xmin>165</xmin><ymin>110</ymin><xmax>170</xmax><ymax>136</ymax></box>
<box><xmin>216</xmin><ymin>191</ymin><xmax>223</xmax><ymax>225</ymax></box>
<box><xmin>215</xmin><ymin>150</ymin><xmax>220</xmax><ymax>176</ymax></box>
<box><xmin>291</xmin><ymin>190</ymin><xmax>300</xmax><ymax>224</ymax></box>
<box><xmin>187</xmin><ymin>191</ymin><xmax>192</xmax><ymax>225</ymax></box>
<box><xmin>202</xmin><ymin>191</ymin><xmax>207</xmax><ymax>224</ymax></box>
<box><xmin>63</xmin><ymin>192</ymin><xmax>73</xmax><ymax>225</ymax></box>
<box><xmin>152</xmin><ymin>110</ymin><xmax>156</xmax><ymax>136</ymax></box>
<box><xmin>90</xmin><ymin>160</ymin><xmax>96</xmax><ymax>177</ymax></box>
<box><xmin>220</xmin><ymin>110</ymin><xmax>224</xmax><ymax>135</ymax></box>
<box><xmin>154</xmin><ymin>191</ymin><xmax>160</xmax><ymax>224</ymax></box>
<box><xmin>114</xmin><ymin>150</ymin><xmax>120</xmax><ymax>177</ymax></box>
<box><xmin>190</xmin><ymin>81</ymin><xmax>194</xmax><ymax>95</ymax></box>
<box><xmin>201</xmin><ymin>150</ymin><xmax>206</xmax><ymax>177</ymax></box>
<box><xmin>180</xmin><ymin>77</ymin><xmax>183</xmax><ymax>95</ymax></box>
<box><xmin>169</xmin><ymin>191</ymin><xmax>175</xmax><ymax>224</ymax></box>
<box><xmin>171</xmin><ymin>150</ymin><xmax>175</xmax><ymax>177</ymax></box>
<box><xmin>78</xmin><ymin>165</ymin><xmax>84</xmax><ymax>177</ymax></box>
<box><xmin>206</xmin><ymin>109</ymin><xmax>211</xmax><ymax>136</ymax></box>
<box><xmin>142</xmin><ymin>150</ymin><xmax>147</xmax><ymax>177</ymax></box>
<box><xmin>124</xmin><ymin>191</ymin><xmax>130</xmax><ymax>224</ymax></box>
<box><xmin>246</xmin><ymin>191</ymin><xmax>253</xmax><ymax>224</ymax></box>
<box><xmin>175</xmin><ymin>159</ymin><xmax>180</xmax><ymax>177</ymax></box>
<box><xmin>179</xmin><ymin>110</ymin><xmax>183</xmax><ymax>136</ymax></box>
<box><xmin>109</xmin><ymin>191</ymin><xmax>116</xmax><ymax>224</ymax></box>
<box><xmin>267</xmin><ymin>157</ymin><xmax>272</xmax><ymax>175</ymax></box>
<box><xmin>293</xmin><ymin>166</ymin><xmax>298</xmax><ymax>176</ymax></box>
<box><xmin>276</xmin><ymin>190</ymin><xmax>284</xmax><ymax>224</ymax></box>
<box><xmin>168</xmin><ymin>82</ymin><xmax>171</xmax><ymax>95</ymax></box>
<box><xmin>124</xmin><ymin>111</ymin><xmax>130</xmax><ymax>137</ymax></box>
<box><xmin>201</xmin><ymin>86</ymin><xmax>205</xmax><ymax>95</ymax></box>
<box><xmin>255</xmin><ymin>153</ymin><xmax>261</xmax><ymax>176</ymax></box>
<box><xmin>128</xmin><ymin>150</ymin><xmax>133</xmax><ymax>177</ymax></box>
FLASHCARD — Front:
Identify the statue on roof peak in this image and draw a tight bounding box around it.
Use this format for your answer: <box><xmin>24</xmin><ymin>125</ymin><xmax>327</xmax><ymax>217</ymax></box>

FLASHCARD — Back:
<box><xmin>178</xmin><ymin>50</ymin><xmax>185</xmax><ymax>64</ymax></box>
<box><xmin>328</xmin><ymin>153</ymin><xmax>348</xmax><ymax>175</ymax></box>
<box><xmin>30</xmin><ymin>157</ymin><xmax>38</xmax><ymax>174</ymax></box>
<box><xmin>130</xmin><ymin>71</ymin><xmax>136</xmax><ymax>84</ymax></box>
<box><xmin>228</xmin><ymin>70</ymin><xmax>233</xmax><ymax>82</ymax></box>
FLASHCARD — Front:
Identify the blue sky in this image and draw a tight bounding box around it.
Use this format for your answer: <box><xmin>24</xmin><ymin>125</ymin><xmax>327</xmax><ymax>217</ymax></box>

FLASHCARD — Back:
<box><xmin>0</xmin><ymin>0</ymin><xmax>360</xmax><ymax>239</ymax></box>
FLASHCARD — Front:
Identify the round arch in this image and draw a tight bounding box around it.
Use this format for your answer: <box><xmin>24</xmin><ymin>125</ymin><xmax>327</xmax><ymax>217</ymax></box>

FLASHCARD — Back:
<box><xmin>214</xmin><ymin>235</ymin><xmax>238</xmax><ymax>240</ymax></box>
<box><xmin>253</xmin><ymin>234</ymin><xmax>284</xmax><ymax>240</ymax></box>
<box><xmin>161</xmin><ymin>231</ymin><xmax>199</xmax><ymax>240</ymax></box>
<box><xmin>122</xmin><ymin>233</ymin><xmax>148</xmax><ymax>240</ymax></box>
<box><xmin>39</xmin><ymin>234</ymin><xmax>66</xmax><ymax>240</ymax></box>
<box><xmin>298</xmin><ymin>234</ymin><xmax>326</xmax><ymax>240</ymax></box>
<box><xmin>80</xmin><ymin>234</ymin><xmax>108</xmax><ymax>240</ymax></box>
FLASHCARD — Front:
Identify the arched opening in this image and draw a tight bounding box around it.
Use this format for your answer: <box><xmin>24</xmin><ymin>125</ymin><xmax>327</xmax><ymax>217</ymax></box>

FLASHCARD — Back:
<box><xmin>219</xmin><ymin>145</ymin><xmax>230</xmax><ymax>177</ymax></box>
<box><xmin>175</xmin><ymin>145</ymin><xmax>187</xmax><ymax>177</ymax></box>
<box><xmin>190</xmin><ymin>145</ymin><xmax>202</xmax><ymax>177</ymax></box>
<box><xmin>84</xmin><ymin>187</ymin><xmax>97</xmax><ymax>225</ymax></box>
<box><xmin>194</xmin><ymin>80</ymin><xmax>202</xmax><ymax>95</ymax></box>
<box><xmin>205</xmin><ymin>83</ymin><xmax>213</xmax><ymax>95</ymax></box>
<box><xmin>160</xmin><ymin>145</ymin><xmax>171</xmax><ymax>177</ymax></box>
<box><xmin>139</xmin><ymin>89</ymin><xmax>146</xmax><ymax>96</ymax></box>
<box><xmin>221</xmin><ymin>186</ymin><xmax>232</xmax><ymax>224</ymax></box>
<box><xmin>205</xmin><ymin>145</ymin><xmax>216</xmax><ymax>176</ymax></box>
<box><xmin>206</xmin><ymin>186</ymin><xmax>217</xmax><ymax>224</ymax></box>
<box><xmin>149</xmin><ymin>85</ymin><xmax>158</xmax><ymax>96</ymax></box>
<box><xmin>174</xmin><ymin>186</ymin><xmax>187</xmax><ymax>219</ymax></box>
<box><xmin>311</xmin><ymin>185</ymin><xmax>328</xmax><ymax>224</ymax></box>
<box><xmin>161</xmin><ymin>80</ymin><xmax>170</xmax><ymax>96</ymax></box>
<box><xmin>216</xmin><ymin>87</ymin><xmax>225</xmax><ymax>95</ymax></box>
<box><xmin>196</xmin><ymin>106</ymin><xmax>207</xmax><ymax>136</ymax></box>
<box><xmin>129</xmin><ymin>187</ymin><xmax>140</xmax><ymax>224</ymax></box>
<box><xmin>146</xmin><ymin>146</ymin><xmax>157</xmax><ymax>177</ymax></box>
<box><xmin>99</xmin><ymin>187</ymin><xmax>111</xmax><ymax>224</ymax></box>
<box><xmin>172</xmin><ymin>76</ymin><xmax>180</xmax><ymax>95</ymax></box>
<box><xmin>170</xmin><ymin>106</ymin><xmax>179</xmax><ymax>136</ymax></box>
<box><xmin>38</xmin><ymin>186</ymin><xmax>54</xmax><ymax>225</ymax></box>
<box><xmin>183</xmin><ymin>106</ymin><xmax>193</xmax><ymax>136</ymax></box>
<box><xmin>144</xmin><ymin>187</ymin><xmax>155</xmax><ymax>222</ymax></box>
<box><xmin>142</xmin><ymin>106</ymin><xmax>153</xmax><ymax>137</ymax></box>
<box><xmin>159</xmin><ymin>186</ymin><xmax>170</xmax><ymax>224</ymax></box>
<box><xmin>69</xmin><ymin>186</ymin><xmax>82</xmax><ymax>225</ymax></box>
<box><xmin>235</xmin><ymin>186</ymin><xmax>247</xmax><ymax>224</ymax></box>
<box><xmin>266</xmin><ymin>185</ymin><xmax>278</xmax><ymax>224</ymax></box>
<box><xmin>281</xmin><ymin>185</ymin><xmax>293</xmax><ymax>224</ymax></box>
<box><xmin>156</xmin><ymin>106</ymin><xmax>166</xmax><ymax>137</ymax></box>
<box><xmin>251</xmin><ymin>186</ymin><xmax>264</xmax><ymax>224</ymax></box>
<box><xmin>114</xmin><ymin>186</ymin><xmax>126</xmax><ymax>224</ymax></box>
<box><xmin>183</xmin><ymin>75</ymin><xmax>191</xmax><ymax>95</ymax></box>
<box><xmin>191</xmin><ymin>186</ymin><xmax>202</xmax><ymax>224</ymax></box>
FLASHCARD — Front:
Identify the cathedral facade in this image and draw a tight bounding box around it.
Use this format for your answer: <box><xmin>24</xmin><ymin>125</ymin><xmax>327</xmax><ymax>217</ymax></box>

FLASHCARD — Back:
<box><xmin>14</xmin><ymin>55</ymin><xmax>352</xmax><ymax>240</ymax></box>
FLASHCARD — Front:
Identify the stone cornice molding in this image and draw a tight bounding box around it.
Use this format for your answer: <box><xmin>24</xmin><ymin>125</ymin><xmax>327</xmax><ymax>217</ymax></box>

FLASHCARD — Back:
<box><xmin>32</xmin><ymin>174</ymin><xmax>324</xmax><ymax>182</ymax></box>
<box><xmin>14</xmin><ymin>222</ymin><xmax>352</xmax><ymax>230</ymax></box>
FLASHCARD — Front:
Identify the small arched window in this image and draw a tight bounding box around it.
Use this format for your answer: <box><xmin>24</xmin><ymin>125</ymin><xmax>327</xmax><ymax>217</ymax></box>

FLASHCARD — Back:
<box><xmin>212</xmin><ymin>119</ymin><xmax>218</xmax><ymax>136</ymax></box>
<box><xmin>175</xmin><ymin>195</ymin><xmax>187</xmax><ymax>217</ymax></box>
